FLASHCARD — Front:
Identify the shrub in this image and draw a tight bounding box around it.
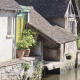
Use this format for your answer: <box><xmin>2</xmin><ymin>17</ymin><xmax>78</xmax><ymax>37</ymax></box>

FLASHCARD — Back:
<box><xmin>16</xmin><ymin>39</ymin><xmax>29</xmax><ymax>50</ymax></box>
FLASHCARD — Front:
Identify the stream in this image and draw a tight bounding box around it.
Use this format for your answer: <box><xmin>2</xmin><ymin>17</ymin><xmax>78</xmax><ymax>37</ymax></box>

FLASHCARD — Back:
<box><xmin>42</xmin><ymin>67</ymin><xmax>80</xmax><ymax>80</ymax></box>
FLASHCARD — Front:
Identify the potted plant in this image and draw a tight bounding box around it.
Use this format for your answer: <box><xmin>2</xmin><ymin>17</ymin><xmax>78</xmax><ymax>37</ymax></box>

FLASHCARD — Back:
<box><xmin>16</xmin><ymin>39</ymin><xmax>28</xmax><ymax>58</ymax></box>
<box><xmin>22</xmin><ymin>28</ymin><xmax>37</xmax><ymax>57</ymax></box>
<box><xmin>22</xmin><ymin>28</ymin><xmax>38</xmax><ymax>38</ymax></box>
<box><xmin>66</xmin><ymin>54</ymin><xmax>72</xmax><ymax>60</ymax></box>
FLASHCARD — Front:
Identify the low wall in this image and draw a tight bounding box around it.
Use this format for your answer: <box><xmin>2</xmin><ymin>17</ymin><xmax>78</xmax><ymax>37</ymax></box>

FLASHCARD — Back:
<box><xmin>0</xmin><ymin>58</ymin><xmax>43</xmax><ymax>80</ymax></box>
<box><xmin>77</xmin><ymin>51</ymin><xmax>80</xmax><ymax>66</ymax></box>
<box><xmin>0</xmin><ymin>59</ymin><xmax>32</xmax><ymax>80</ymax></box>
<box><xmin>60</xmin><ymin>60</ymin><xmax>75</xmax><ymax>74</ymax></box>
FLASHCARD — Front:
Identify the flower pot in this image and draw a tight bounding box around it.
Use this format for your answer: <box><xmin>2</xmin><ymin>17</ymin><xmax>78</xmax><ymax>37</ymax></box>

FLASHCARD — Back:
<box><xmin>16</xmin><ymin>49</ymin><xmax>25</xmax><ymax>58</ymax></box>
<box><xmin>24</xmin><ymin>49</ymin><xmax>30</xmax><ymax>57</ymax></box>
<box><xmin>66</xmin><ymin>55</ymin><xmax>72</xmax><ymax>60</ymax></box>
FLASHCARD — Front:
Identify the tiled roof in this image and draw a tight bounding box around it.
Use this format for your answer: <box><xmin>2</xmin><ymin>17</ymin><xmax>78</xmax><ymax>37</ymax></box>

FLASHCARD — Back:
<box><xmin>28</xmin><ymin>8</ymin><xmax>78</xmax><ymax>44</ymax></box>
<box><xmin>15</xmin><ymin>0</ymin><xmax>70</xmax><ymax>18</ymax></box>
<box><xmin>0</xmin><ymin>0</ymin><xmax>22</xmax><ymax>10</ymax></box>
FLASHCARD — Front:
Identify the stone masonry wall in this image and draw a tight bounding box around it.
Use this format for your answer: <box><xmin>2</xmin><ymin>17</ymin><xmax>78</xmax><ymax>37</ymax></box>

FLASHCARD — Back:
<box><xmin>0</xmin><ymin>58</ymin><xmax>43</xmax><ymax>80</ymax></box>
<box><xmin>60</xmin><ymin>60</ymin><xmax>75</xmax><ymax>74</ymax></box>
<box><xmin>0</xmin><ymin>59</ymin><xmax>32</xmax><ymax>80</ymax></box>
<box><xmin>77</xmin><ymin>51</ymin><xmax>80</xmax><ymax>66</ymax></box>
<box><xmin>43</xmin><ymin>39</ymin><xmax>60</xmax><ymax>61</ymax></box>
<box><xmin>60</xmin><ymin>41</ymin><xmax>77</xmax><ymax>74</ymax></box>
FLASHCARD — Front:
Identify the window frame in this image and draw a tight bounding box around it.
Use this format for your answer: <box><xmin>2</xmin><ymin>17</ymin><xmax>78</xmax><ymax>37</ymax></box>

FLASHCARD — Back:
<box><xmin>6</xmin><ymin>17</ymin><xmax>14</xmax><ymax>39</ymax></box>
<box><xmin>68</xmin><ymin>18</ymin><xmax>76</xmax><ymax>34</ymax></box>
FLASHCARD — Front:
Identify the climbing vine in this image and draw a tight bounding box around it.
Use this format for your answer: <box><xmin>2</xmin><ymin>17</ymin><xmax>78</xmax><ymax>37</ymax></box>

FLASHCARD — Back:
<box><xmin>22</xmin><ymin>62</ymin><xmax>30</xmax><ymax>80</ymax></box>
<box><xmin>31</xmin><ymin>60</ymin><xmax>43</xmax><ymax>80</ymax></box>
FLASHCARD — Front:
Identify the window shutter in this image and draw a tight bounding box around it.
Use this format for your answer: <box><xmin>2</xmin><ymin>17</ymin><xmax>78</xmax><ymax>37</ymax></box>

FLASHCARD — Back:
<box><xmin>16</xmin><ymin>16</ymin><xmax>26</xmax><ymax>42</ymax></box>
<box><xmin>16</xmin><ymin>17</ymin><xmax>21</xmax><ymax>42</ymax></box>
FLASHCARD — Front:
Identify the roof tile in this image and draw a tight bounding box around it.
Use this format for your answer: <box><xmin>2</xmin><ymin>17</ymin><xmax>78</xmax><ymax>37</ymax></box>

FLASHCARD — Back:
<box><xmin>15</xmin><ymin>0</ymin><xmax>69</xmax><ymax>17</ymax></box>
<box><xmin>0</xmin><ymin>0</ymin><xmax>22</xmax><ymax>10</ymax></box>
<box><xmin>28</xmin><ymin>8</ymin><xmax>78</xmax><ymax>44</ymax></box>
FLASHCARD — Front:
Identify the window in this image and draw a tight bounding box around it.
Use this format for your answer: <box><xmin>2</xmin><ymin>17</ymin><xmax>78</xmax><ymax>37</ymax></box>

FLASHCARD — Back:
<box><xmin>68</xmin><ymin>21</ymin><xmax>75</xmax><ymax>34</ymax></box>
<box><xmin>6</xmin><ymin>17</ymin><xmax>14</xmax><ymax>38</ymax></box>
<box><xmin>7</xmin><ymin>17</ymin><xmax>13</xmax><ymax>35</ymax></box>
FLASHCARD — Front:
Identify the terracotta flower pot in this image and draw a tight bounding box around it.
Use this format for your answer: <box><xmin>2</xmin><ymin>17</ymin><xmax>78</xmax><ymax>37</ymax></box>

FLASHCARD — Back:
<box><xmin>16</xmin><ymin>49</ymin><xmax>25</xmax><ymax>58</ymax></box>
<box><xmin>24</xmin><ymin>49</ymin><xmax>30</xmax><ymax>57</ymax></box>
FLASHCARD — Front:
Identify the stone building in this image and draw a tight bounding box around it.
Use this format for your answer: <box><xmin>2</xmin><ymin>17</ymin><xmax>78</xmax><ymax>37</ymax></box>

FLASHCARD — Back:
<box><xmin>15</xmin><ymin>0</ymin><xmax>78</xmax><ymax>73</ymax></box>
<box><xmin>0</xmin><ymin>0</ymin><xmax>43</xmax><ymax>80</ymax></box>
<box><xmin>0</xmin><ymin>0</ymin><xmax>22</xmax><ymax>62</ymax></box>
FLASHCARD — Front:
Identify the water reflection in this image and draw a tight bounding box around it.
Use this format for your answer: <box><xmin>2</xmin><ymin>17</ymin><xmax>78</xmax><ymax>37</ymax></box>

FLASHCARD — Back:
<box><xmin>42</xmin><ymin>67</ymin><xmax>80</xmax><ymax>80</ymax></box>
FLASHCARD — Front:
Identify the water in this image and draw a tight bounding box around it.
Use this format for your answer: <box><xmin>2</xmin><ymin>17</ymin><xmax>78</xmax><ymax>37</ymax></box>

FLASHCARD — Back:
<box><xmin>42</xmin><ymin>67</ymin><xmax>80</xmax><ymax>80</ymax></box>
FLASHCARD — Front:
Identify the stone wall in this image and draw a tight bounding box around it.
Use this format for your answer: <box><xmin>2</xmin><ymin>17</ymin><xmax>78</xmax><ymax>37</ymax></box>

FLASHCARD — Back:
<box><xmin>60</xmin><ymin>41</ymin><xmax>77</xmax><ymax>62</ymax></box>
<box><xmin>77</xmin><ymin>51</ymin><xmax>80</xmax><ymax>66</ymax></box>
<box><xmin>43</xmin><ymin>39</ymin><xmax>60</xmax><ymax>61</ymax></box>
<box><xmin>0</xmin><ymin>59</ymin><xmax>32</xmax><ymax>80</ymax></box>
<box><xmin>0</xmin><ymin>63</ymin><xmax>23</xmax><ymax>80</ymax></box>
<box><xmin>0</xmin><ymin>58</ymin><xmax>43</xmax><ymax>80</ymax></box>
<box><xmin>60</xmin><ymin>41</ymin><xmax>77</xmax><ymax>74</ymax></box>
<box><xmin>60</xmin><ymin>61</ymin><xmax>75</xmax><ymax>74</ymax></box>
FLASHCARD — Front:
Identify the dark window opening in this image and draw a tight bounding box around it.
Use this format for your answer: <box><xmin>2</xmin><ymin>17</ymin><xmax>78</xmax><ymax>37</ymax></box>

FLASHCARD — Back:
<box><xmin>68</xmin><ymin>21</ymin><xmax>75</xmax><ymax>34</ymax></box>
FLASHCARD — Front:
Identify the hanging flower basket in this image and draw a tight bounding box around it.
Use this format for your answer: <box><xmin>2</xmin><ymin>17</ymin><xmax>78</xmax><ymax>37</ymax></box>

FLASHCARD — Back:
<box><xmin>66</xmin><ymin>54</ymin><xmax>72</xmax><ymax>60</ymax></box>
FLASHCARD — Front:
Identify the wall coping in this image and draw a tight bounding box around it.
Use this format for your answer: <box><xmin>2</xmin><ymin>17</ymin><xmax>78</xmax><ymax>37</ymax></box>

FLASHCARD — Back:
<box><xmin>0</xmin><ymin>57</ymin><xmax>36</xmax><ymax>68</ymax></box>
<box><xmin>0</xmin><ymin>59</ymin><xmax>24</xmax><ymax>67</ymax></box>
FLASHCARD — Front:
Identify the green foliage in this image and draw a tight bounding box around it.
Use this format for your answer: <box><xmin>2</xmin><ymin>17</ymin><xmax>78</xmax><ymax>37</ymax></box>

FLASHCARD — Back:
<box><xmin>30</xmin><ymin>42</ymin><xmax>39</xmax><ymax>49</ymax></box>
<box><xmin>22</xmin><ymin>62</ymin><xmax>30</xmax><ymax>80</ymax></box>
<box><xmin>32</xmin><ymin>60</ymin><xmax>43</xmax><ymax>80</ymax></box>
<box><xmin>23</xmin><ymin>35</ymin><xmax>36</xmax><ymax>46</ymax></box>
<box><xmin>22</xmin><ymin>28</ymin><xmax>38</xmax><ymax>48</ymax></box>
<box><xmin>22</xmin><ymin>28</ymin><xmax>37</xmax><ymax>37</ymax></box>
<box><xmin>16</xmin><ymin>28</ymin><xmax>38</xmax><ymax>50</ymax></box>
<box><xmin>16</xmin><ymin>39</ymin><xmax>29</xmax><ymax>50</ymax></box>
<box><xmin>22</xmin><ymin>62</ymin><xmax>30</xmax><ymax>71</ymax></box>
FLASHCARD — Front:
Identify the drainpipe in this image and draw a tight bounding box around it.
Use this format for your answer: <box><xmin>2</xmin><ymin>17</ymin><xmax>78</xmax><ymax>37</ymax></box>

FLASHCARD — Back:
<box><xmin>28</xmin><ymin>11</ymin><xmax>30</xmax><ymax>23</ymax></box>
<box><xmin>12</xmin><ymin>15</ymin><xmax>16</xmax><ymax>59</ymax></box>
<box><xmin>60</xmin><ymin>43</ymin><xmax>65</xmax><ymax>62</ymax></box>
<box><xmin>75</xmin><ymin>51</ymin><xmax>78</xmax><ymax>68</ymax></box>
<box><xmin>63</xmin><ymin>43</ymin><xmax>65</xmax><ymax>61</ymax></box>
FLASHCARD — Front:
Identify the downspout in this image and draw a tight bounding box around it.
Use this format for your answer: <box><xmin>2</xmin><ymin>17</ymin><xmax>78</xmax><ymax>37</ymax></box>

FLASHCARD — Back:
<box><xmin>12</xmin><ymin>14</ymin><xmax>16</xmax><ymax>59</ymax></box>
<box><xmin>60</xmin><ymin>43</ymin><xmax>65</xmax><ymax>62</ymax></box>
<box><xmin>28</xmin><ymin>11</ymin><xmax>30</xmax><ymax>23</ymax></box>
<box><xmin>63</xmin><ymin>43</ymin><xmax>65</xmax><ymax>61</ymax></box>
